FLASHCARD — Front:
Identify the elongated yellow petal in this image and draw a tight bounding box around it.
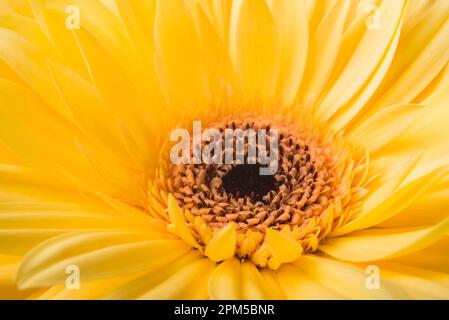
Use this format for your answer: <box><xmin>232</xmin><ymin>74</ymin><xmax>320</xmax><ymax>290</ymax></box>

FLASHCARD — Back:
<box><xmin>277</xmin><ymin>264</ymin><xmax>343</xmax><ymax>300</ymax></box>
<box><xmin>114</xmin><ymin>0</ymin><xmax>154</xmax><ymax>67</ymax></box>
<box><xmin>0</xmin><ymin>164</ymin><xmax>81</xmax><ymax>203</ymax></box>
<box><xmin>266</xmin><ymin>228</ymin><xmax>303</xmax><ymax>264</ymax></box>
<box><xmin>209</xmin><ymin>0</ymin><xmax>233</xmax><ymax>46</ymax></box>
<box><xmin>0</xmin><ymin>255</ymin><xmax>20</xmax><ymax>287</ymax></box>
<box><xmin>240</xmin><ymin>261</ymin><xmax>271</xmax><ymax>300</ymax></box>
<box><xmin>230</xmin><ymin>0</ymin><xmax>279</xmax><ymax>101</ymax></box>
<box><xmin>17</xmin><ymin>231</ymin><xmax>189</xmax><ymax>289</ymax></box>
<box><xmin>0</xmin><ymin>0</ymin><xmax>32</xmax><ymax>16</ymax></box>
<box><xmin>32</xmin><ymin>276</ymin><xmax>137</xmax><ymax>300</ymax></box>
<box><xmin>0</xmin><ymin>80</ymin><xmax>143</xmax><ymax>205</ymax></box>
<box><xmin>45</xmin><ymin>61</ymin><xmax>122</xmax><ymax>150</ymax></box>
<box><xmin>105</xmin><ymin>251</ymin><xmax>203</xmax><ymax>299</ymax></box>
<box><xmin>0</xmin><ymin>229</ymin><xmax>63</xmax><ymax>255</ymax></box>
<box><xmin>0</xmin><ymin>80</ymin><xmax>79</xmax><ymax>171</ymax></box>
<box><xmin>267</xmin><ymin>0</ymin><xmax>308</xmax><ymax>105</ymax></box>
<box><xmin>0</xmin><ymin>14</ymin><xmax>58</xmax><ymax>61</ymax></box>
<box><xmin>194</xmin><ymin>3</ymin><xmax>234</xmax><ymax>92</ymax></box>
<box><xmin>377</xmin><ymin>184</ymin><xmax>449</xmax><ymax>228</ymax></box>
<box><xmin>317</xmin><ymin>0</ymin><xmax>407</xmax><ymax>123</ymax></box>
<box><xmin>208</xmin><ymin>258</ymin><xmax>240</xmax><ymax>299</ymax></box>
<box><xmin>0</xmin><ymin>199</ymin><xmax>157</xmax><ymax>250</ymax></box>
<box><xmin>391</xmin><ymin>236</ymin><xmax>449</xmax><ymax>273</ymax></box>
<box><xmin>154</xmin><ymin>0</ymin><xmax>210</xmax><ymax>110</ymax></box>
<box><xmin>0</xmin><ymin>211</ymin><xmax>147</xmax><ymax>230</ymax></box>
<box><xmin>298</xmin><ymin>0</ymin><xmax>350</xmax><ymax>108</ymax></box>
<box><xmin>259</xmin><ymin>269</ymin><xmax>286</xmax><ymax>299</ymax></box>
<box><xmin>372</xmin><ymin>91</ymin><xmax>449</xmax><ymax>162</ymax></box>
<box><xmin>138</xmin><ymin>258</ymin><xmax>215</xmax><ymax>300</ymax></box>
<box><xmin>332</xmin><ymin>165</ymin><xmax>449</xmax><ymax>236</ymax></box>
<box><xmin>322</xmin><ymin>217</ymin><xmax>449</xmax><ymax>262</ymax></box>
<box><xmin>42</xmin><ymin>0</ymin><xmax>167</xmax><ymax>133</ymax></box>
<box><xmin>0</xmin><ymin>28</ymin><xmax>72</xmax><ymax>120</ymax></box>
<box><xmin>373</xmin><ymin>1</ymin><xmax>449</xmax><ymax>109</ymax></box>
<box><xmin>0</xmin><ymin>286</ymin><xmax>35</xmax><ymax>300</ymax></box>
<box><xmin>377</xmin><ymin>262</ymin><xmax>449</xmax><ymax>300</ymax></box>
<box><xmin>350</xmin><ymin>104</ymin><xmax>426</xmax><ymax>152</ymax></box>
<box><xmin>205</xmin><ymin>223</ymin><xmax>236</xmax><ymax>262</ymax></box>
<box><xmin>167</xmin><ymin>194</ymin><xmax>199</xmax><ymax>248</ymax></box>
<box><xmin>292</xmin><ymin>255</ymin><xmax>407</xmax><ymax>299</ymax></box>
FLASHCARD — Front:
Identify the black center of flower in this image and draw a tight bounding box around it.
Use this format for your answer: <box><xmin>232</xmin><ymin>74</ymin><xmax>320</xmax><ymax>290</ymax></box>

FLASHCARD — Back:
<box><xmin>222</xmin><ymin>164</ymin><xmax>277</xmax><ymax>200</ymax></box>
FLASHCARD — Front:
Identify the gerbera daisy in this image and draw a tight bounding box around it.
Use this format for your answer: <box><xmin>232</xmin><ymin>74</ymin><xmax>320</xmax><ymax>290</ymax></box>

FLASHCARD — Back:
<box><xmin>1</xmin><ymin>0</ymin><xmax>449</xmax><ymax>300</ymax></box>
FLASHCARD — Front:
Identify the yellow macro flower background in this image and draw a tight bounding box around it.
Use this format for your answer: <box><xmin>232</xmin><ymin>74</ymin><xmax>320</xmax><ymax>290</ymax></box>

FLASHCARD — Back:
<box><xmin>0</xmin><ymin>0</ymin><xmax>449</xmax><ymax>300</ymax></box>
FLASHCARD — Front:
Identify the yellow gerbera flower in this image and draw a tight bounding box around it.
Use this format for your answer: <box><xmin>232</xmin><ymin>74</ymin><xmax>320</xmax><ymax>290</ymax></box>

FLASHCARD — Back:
<box><xmin>1</xmin><ymin>0</ymin><xmax>449</xmax><ymax>300</ymax></box>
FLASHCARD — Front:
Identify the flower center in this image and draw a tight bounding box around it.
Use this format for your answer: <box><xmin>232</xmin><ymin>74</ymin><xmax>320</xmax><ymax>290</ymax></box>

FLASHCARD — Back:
<box><xmin>222</xmin><ymin>164</ymin><xmax>277</xmax><ymax>200</ymax></box>
<box><xmin>148</xmin><ymin>115</ymin><xmax>368</xmax><ymax>267</ymax></box>
<box><xmin>168</xmin><ymin>118</ymin><xmax>346</xmax><ymax>234</ymax></box>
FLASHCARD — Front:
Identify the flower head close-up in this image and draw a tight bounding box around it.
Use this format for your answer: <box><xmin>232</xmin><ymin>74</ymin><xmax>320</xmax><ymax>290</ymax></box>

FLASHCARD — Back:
<box><xmin>1</xmin><ymin>0</ymin><xmax>449</xmax><ymax>300</ymax></box>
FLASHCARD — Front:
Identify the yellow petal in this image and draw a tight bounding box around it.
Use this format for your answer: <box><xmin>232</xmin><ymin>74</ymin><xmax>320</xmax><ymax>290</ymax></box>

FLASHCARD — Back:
<box><xmin>0</xmin><ymin>1</ymin><xmax>32</xmax><ymax>16</ymax></box>
<box><xmin>105</xmin><ymin>251</ymin><xmax>203</xmax><ymax>299</ymax></box>
<box><xmin>266</xmin><ymin>228</ymin><xmax>302</xmax><ymax>265</ymax></box>
<box><xmin>42</xmin><ymin>0</ymin><xmax>167</xmax><ymax>133</ymax></box>
<box><xmin>208</xmin><ymin>258</ymin><xmax>240</xmax><ymax>300</ymax></box>
<box><xmin>0</xmin><ymin>205</ymin><xmax>154</xmax><ymax>255</ymax></box>
<box><xmin>205</xmin><ymin>223</ymin><xmax>236</xmax><ymax>262</ymax></box>
<box><xmin>32</xmin><ymin>275</ymin><xmax>137</xmax><ymax>300</ymax></box>
<box><xmin>0</xmin><ymin>255</ymin><xmax>20</xmax><ymax>287</ymax></box>
<box><xmin>277</xmin><ymin>264</ymin><xmax>343</xmax><ymax>300</ymax></box>
<box><xmin>17</xmin><ymin>231</ymin><xmax>190</xmax><ymax>289</ymax></box>
<box><xmin>391</xmin><ymin>236</ymin><xmax>449</xmax><ymax>273</ymax></box>
<box><xmin>0</xmin><ymin>165</ymin><xmax>74</xmax><ymax>202</ymax></box>
<box><xmin>259</xmin><ymin>269</ymin><xmax>285</xmax><ymax>299</ymax></box>
<box><xmin>0</xmin><ymin>80</ymin><xmax>142</xmax><ymax>204</ymax></box>
<box><xmin>0</xmin><ymin>80</ymin><xmax>80</xmax><ymax>172</ymax></box>
<box><xmin>418</xmin><ymin>60</ymin><xmax>449</xmax><ymax>101</ymax></box>
<box><xmin>0</xmin><ymin>229</ymin><xmax>63</xmax><ymax>255</ymax></box>
<box><xmin>138</xmin><ymin>258</ymin><xmax>215</xmax><ymax>300</ymax></box>
<box><xmin>167</xmin><ymin>194</ymin><xmax>199</xmax><ymax>248</ymax></box>
<box><xmin>0</xmin><ymin>286</ymin><xmax>35</xmax><ymax>300</ymax></box>
<box><xmin>45</xmin><ymin>60</ymin><xmax>122</xmax><ymax>150</ymax></box>
<box><xmin>321</xmin><ymin>217</ymin><xmax>449</xmax><ymax>262</ymax></box>
<box><xmin>349</xmin><ymin>104</ymin><xmax>426</xmax><ymax>153</ymax></box>
<box><xmin>377</xmin><ymin>262</ymin><xmax>449</xmax><ymax>299</ymax></box>
<box><xmin>154</xmin><ymin>0</ymin><xmax>210</xmax><ymax>110</ymax></box>
<box><xmin>0</xmin><ymin>28</ymin><xmax>72</xmax><ymax>120</ymax></box>
<box><xmin>114</xmin><ymin>0</ymin><xmax>154</xmax><ymax>67</ymax></box>
<box><xmin>240</xmin><ymin>262</ymin><xmax>270</xmax><ymax>300</ymax></box>
<box><xmin>292</xmin><ymin>255</ymin><xmax>407</xmax><ymax>299</ymax></box>
<box><xmin>372</xmin><ymin>1</ymin><xmax>449</xmax><ymax>109</ymax></box>
<box><xmin>209</xmin><ymin>0</ymin><xmax>233</xmax><ymax>46</ymax></box>
<box><xmin>267</xmin><ymin>0</ymin><xmax>308</xmax><ymax>105</ymax></box>
<box><xmin>298</xmin><ymin>0</ymin><xmax>350</xmax><ymax>108</ymax></box>
<box><xmin>332</xmin><ymin>165</ymin><xmax>448</xmax><ymax>236</ymax></box>
<box><xmin>230</xmin><ymin>0</ymin><xmax>279</xmax><ymax>101</ymax></box>
<box><xmin>371</xmin><ymin>90</ymin><xmax>449</xmax><ymax>163</ymax></box>
<box><xmin>194</xmin><ymin>3</ymin><xmax>234</xmax><ymax>92</ymax></box>
<box><xmin>317</xmin><ymin>0</ymin><xmax>407</xmax><ymax>124</ymax></box>
<box><xmin>378</xmin><ymin>189</ymin><xmax>449</xmax><ymax>228</ymax></box>
<box><xmin>0</xmin><ymin>202</ymin><xmax>148</xmax><ymax>229</ymax></box>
